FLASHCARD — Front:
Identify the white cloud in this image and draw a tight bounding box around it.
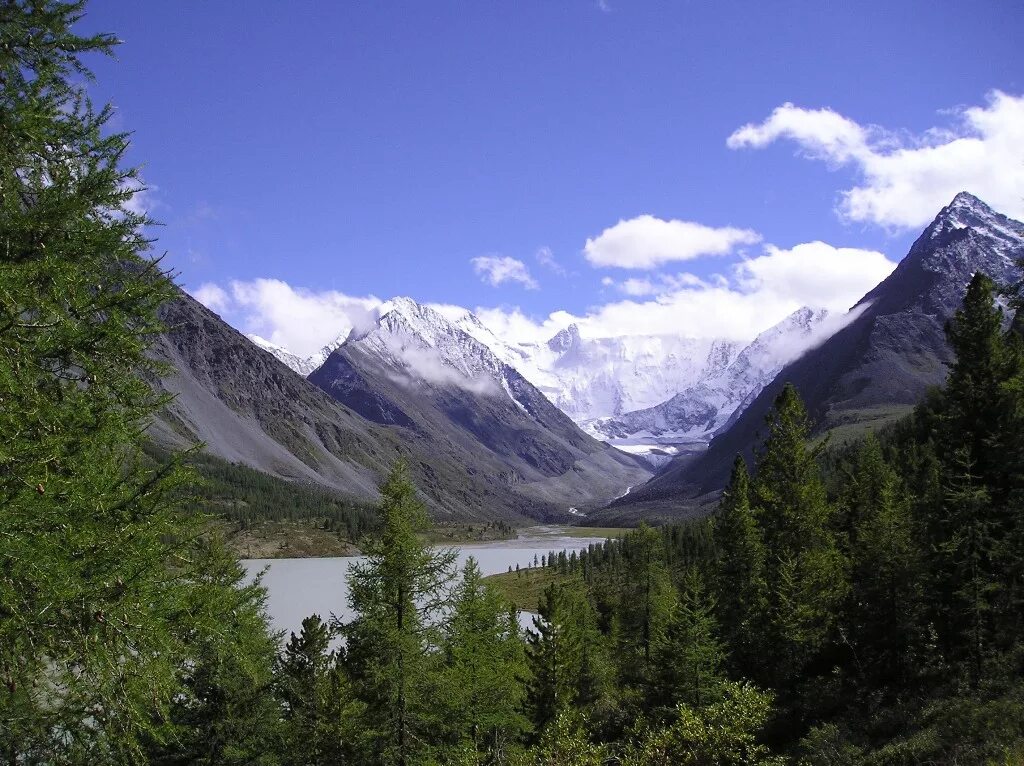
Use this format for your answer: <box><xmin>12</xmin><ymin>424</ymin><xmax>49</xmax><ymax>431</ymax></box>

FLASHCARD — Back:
<box><xmin>190</xmin><ymin>282</ymin><xmax>230</xmax><ymax>313</ymax></box>
<box><xmin>728</xmin><ymin>90</ymin><xmax>1024</xmax><ymax>228</ymax></box>
<box><xmin>189</xmin><ymin>243</ymin><xmax>895</xmax><ymax>364</ymax></box>
<box><xmin>474</xmin><ymin>305</ymin><xmax>578</xmax><ymax>346</ymax></box>
<box><xmin>385</xmin><ymin>343</ymin><xmax>499</xmax><ymax>396</ymax></box>
<box><xmin>583</xmin><ymin>215</ymin><xmax>762</xmax><ymax>269</ymax></box>
<box><xmin>618</xmin><ymin>277</ymin><xmax>659</xmax><ymax>297</ymax></box>
<box><xmin>727</xmin><ymin>103</ymin><xmax>870</xmax><ymax>162</ymax></box>
<box><xmin>190</xmin><ymin>277</ymin><xmax>380</xmax><ymax>358</ymax></box>
<box><xmin>735</xmin><ymin>242</ymin><xmax>896</xmax><ymax>310</ymax></box>
<box><xmin>534</xmin><ymin>246</ymin><xmax>567</xmax><ymax>275</ymax></box>
<box><xmin>471</xmin><ymin>255</ymin><xmax>539</xmax><ymax>289</ymax></box>
<box><xmin>477</xmin><ymin>240</ymin><xmax>896</xmax><ymax>344</ymax></box>
<box><xmin>610</xmin><ymin>272</ymin><xmax>709</xmax><ymax>297</ymax></box>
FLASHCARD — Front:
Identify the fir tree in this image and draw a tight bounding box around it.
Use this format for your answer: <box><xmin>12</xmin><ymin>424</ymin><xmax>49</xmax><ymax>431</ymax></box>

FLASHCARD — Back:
<box><xmin>436</xmin><ymin>557</ymin><xmax>528</xmax><ymax>760</ymax></box>
<box><xmin>525</xmin><ymin>580</ymin><xmax>611</xmax><ymax>734</ymax></box>
<box><xmin>751</xmin><ymin>384</ymin><xmax>847</xmax><ymax>685</ymax></box>
<box><xmin>652</xmin><ymin>568</ymin><xmax>724</xmax><ymax>714</ymax></box>
<box><xmin>942</xmin><ymin>273</ymin><xmax>1019</xmax><ymax>502</ymax></box>
<box><xmin>713</xmin><ymin>456</ymin><xmax>767</xmax><ymax>678</ymax></box>
<box><xmin>922</xmin><ymin>273</ymin><xmax>1024</xmax><ymax>679</ymax></box>
<box><xmin>844</xmin><ymin>435</ymin><xmax>924</xmax><ymax>691</ymax></box>
<box><xmin>341</xmin><ymin>461</ymin><xmax>457</xmax><ymax>766</ymax></box>
<box><xmin>0</xmin><ymin>3</ymin><xmax>277</xmax><ymax>761</ymax></box>
<box><xmin>615</xmin><ymin>523</ymin><xmax>676</xmax><ymax>693</ymax></box>
<box><xmin>275</xmin><ymin>614</ymin><xmax>360</xmax><ymax>766</ymax></box>
<box><xmin>938</xmin><ymin>450</ymin><xmax>997</xmax><ymax>688</ymax></box>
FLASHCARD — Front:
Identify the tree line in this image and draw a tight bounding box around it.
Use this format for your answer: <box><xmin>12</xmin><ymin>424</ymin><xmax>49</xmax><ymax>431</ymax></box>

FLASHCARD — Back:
<box><xmin>133</xmin><ymin>268</ymin><xmax>1024</xmax><ymax>765</ymax></box>
<box><xmin>3</xmin><ymin>2</ymin><xmax>1023</xmax><ymax>763</ymax></box>
<box><xmin>515</xmin><ymin>270</ymin><xmax>1024</xmax><ymax>763</ymax></box>
<box><xmin>183</xmin><ymin>450</ymin><xmax>379</xmax><ymax>541</ymax></box>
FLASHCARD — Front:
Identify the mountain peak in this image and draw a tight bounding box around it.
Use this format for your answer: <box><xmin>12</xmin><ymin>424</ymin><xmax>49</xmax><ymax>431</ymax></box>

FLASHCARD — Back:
<box><xmin>547</xmin><ymin>323</ymin><xmax>581</xmax><ymax>353</ymax></box>
<box><xmin>247</xmin><ymin>334</ymin><xmax>319</xmax><ymax>376</ymax></box>
<box><xmin>928</xmin><ymin>192</ymin><xmax>1017</xmax><ymax>238</ymax></box>
<box><xmin>378</xmin><ymin>295</ymin><xmax>425</xmax><ymax>319</ymax></box>
<box><xmin>949</xmin><ymin>190</ymin><xmax>986</xmax><ymax>210</ymax></box>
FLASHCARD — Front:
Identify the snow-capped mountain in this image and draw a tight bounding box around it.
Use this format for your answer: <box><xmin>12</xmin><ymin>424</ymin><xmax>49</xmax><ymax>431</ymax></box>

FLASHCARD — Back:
<box><xmin>247</xmin><ymin>335</ymin><xmax>321</xmax><ymax>377</ymax></box>
<box><xmin>443</xmin><ymin>310</ymin><xmax>746</xmax><ymax>424</ymax></box>
<box><xmin>254</xmin><ymin>295</ymin><xmax>842</xmax><ymax>464</ymax></box>
<box><xmin>247</xmin><ymin>333</ymin><xmax>348</xmax><ymax>377</ymax></box>
<box><xmin>535</xmin><ymin>330</ymin><xmax>743</xmax><ymax>422</ymax></box>
<box><xmin>582</xmin><ymin>307</ymin><xmax>833</xmax><ymax>462</ymax></box>
<box><xmin>307</xmin><ymin>298</ymin><xmax>651</xmax><ymax>513</ymax></box>
<box><xmin>617</xmin><ymin>192</ymin><xmax>1024</xmax><ymax>515</ymax></box>
<box><xmin>343</xmin><ymin>296</ymin><xmax>527</xmax><ymax>402</ymax></box>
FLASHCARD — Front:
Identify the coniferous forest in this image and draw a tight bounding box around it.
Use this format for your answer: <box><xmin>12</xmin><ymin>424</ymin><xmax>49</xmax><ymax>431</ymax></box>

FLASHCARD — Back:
<box><xmin>3</xmin><ymin>2</ymin><xmax>1024</xmax><ymax>764</ymax></box>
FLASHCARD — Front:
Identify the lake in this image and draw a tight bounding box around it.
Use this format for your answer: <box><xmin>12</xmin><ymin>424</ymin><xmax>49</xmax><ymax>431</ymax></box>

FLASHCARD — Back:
<box><xmin>243</xmin><ymin>525</ymin><xmax>610</xmax><ymax>639</ymax></box>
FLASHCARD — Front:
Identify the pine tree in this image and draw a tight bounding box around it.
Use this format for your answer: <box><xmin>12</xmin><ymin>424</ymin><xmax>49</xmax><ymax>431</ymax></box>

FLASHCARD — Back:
<box><xmin>525</xmin><ymin>580</ymin><xmax>611</xmax><ymax>734</ymax></box>
<box><xmin>938</xmin><ymin>449</ymin><xmax>997</xmax><ymax>688</ymax></box>
<box><xmin>615</xmin><ymin>523</ymin><xmax>676</xmax><ymax>693</ymax></box>
<box><xmin>844</xmin><ymin>435</ymin><xmax>924</xmax><ymax>690</ymax></box>
<box><xmin>942</xmin><ymin>273</ymin><xmax>1017</xmax><ymax>502</ymax></box>
<box><xmin>0</xmin><ymin>3</ymin><xmax>276</xmax><ymax>761</ymax></box>
<box><xmin>436</xmin><ymin>557</ymin><xmax>528</xmax><ymax>760</ymax></box>
<box><xmin>341</xmin><ymin>461</ymin><xmax>457</xmax><ymax>766</ymax></box>
<box><xmin>713</xmin><ymin>456</ymin><xmax>767</xmax><ymax>678</ymax></box>
<box><xmin>751</xmin><ymin>384</ymin><xmax>847</xmax><ymax>685</ymax></box>
<box><xmin>276</xmin><ymin>614</ymin><xmax>360</xmax><ymax>766</ymax></box>
<box><xmin>928</xmin><ymin>273</ymin><xmax>1024</xmax><ymax>680</ymax></box>
<box><xmin>652</xmin><ymin>568</ymin><xmax>724</xmax><ymax>714</ymax></box>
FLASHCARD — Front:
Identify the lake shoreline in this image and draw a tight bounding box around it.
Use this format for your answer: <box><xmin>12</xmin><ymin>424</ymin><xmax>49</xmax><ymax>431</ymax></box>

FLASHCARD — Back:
<box><xmin>228</xmin><ymin>519</ymin><xmax>632</xmax><ymax>560</ymax></box>
<box><xmin>243</xmin><ymin>526</ymin><xmax>627</xmax><ymax>637</ymax></box>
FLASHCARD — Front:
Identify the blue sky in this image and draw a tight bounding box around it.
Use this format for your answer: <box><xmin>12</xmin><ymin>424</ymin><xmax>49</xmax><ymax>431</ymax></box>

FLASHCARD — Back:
<box><xmin>85</xmin><ymin>1</ymin><xmax>1024</xmax><ymax>355</ymax></box>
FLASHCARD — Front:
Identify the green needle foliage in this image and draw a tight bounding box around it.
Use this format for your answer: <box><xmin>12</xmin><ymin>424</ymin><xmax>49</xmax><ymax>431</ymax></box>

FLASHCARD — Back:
<box><xmin>651</xmin><ymin>567</ymin><xmax>723</xmax><ymax>714</ymax></box>
<box><xmin>436</xmin><ymin>557</ymin><xmax>528</xmax><ymax>762</ymax></box>
<box><xmin>275</xmin><ymin>614</ymin><xmax>363</xmax><ymax>766</ymax></box>
<box><xmin>525</xmin><ymin>578</ymin><xmax>612</xmax><ymax>736</ymax></box>
<box><xmin>0</xmin><ymin>3</ymin><xmax>279</xmax><ymax>761</ymax></box>
<box><xmin>341</xmin><ymin>461</ymin><xmax>458</xmax><ymax>766</ymax></box>
<box><xmin>751</xmin><ymin>384</ymin><xmax>847</xmax><ymax>686</ymax></box>
<box><xmin>713</xmin><ymin>456</ymin><xmax>767</xmax><ymax>679</ymax></box>
<box><xmin>5</xmin><ymin>4</ymin><xmax>1022</xmax><ymax>764</ymax></box>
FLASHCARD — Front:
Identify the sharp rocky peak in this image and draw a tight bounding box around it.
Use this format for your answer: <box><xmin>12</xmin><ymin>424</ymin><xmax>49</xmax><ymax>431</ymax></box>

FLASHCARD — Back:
<box><xmin>927</xmin><ymin>192</ymin><xmax>1024</xmax><ymax>244</ymax></box>
<box><xmin>346</xmin><ymin>296</ymin><xmax>452</xmax><ymax>345</ymax></box>
<box><xmin>547</xmin><ymin>323</ymin><xmax>582</xmax><ymax>354</ymax></box>
<box><xmin>378</xmin><ymin>295</ymin><xmax>426</xmax><ymax>318</ymax></box>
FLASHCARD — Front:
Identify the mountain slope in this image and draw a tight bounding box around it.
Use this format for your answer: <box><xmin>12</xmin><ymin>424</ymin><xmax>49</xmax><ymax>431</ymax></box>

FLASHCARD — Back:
<box><xmin>151</xmin><ymin>290</ymin><xmax>643</xmax><ymax>523</ymax></box>
<box><xmin>610</xmin><ymin>192</ymin><xmax>1024</xmax><ymax>518</ymax></box>
<box><xmin>308</xmin><ymin>298</ymin><xmax>651</xmax><ymax>515</ymax></box>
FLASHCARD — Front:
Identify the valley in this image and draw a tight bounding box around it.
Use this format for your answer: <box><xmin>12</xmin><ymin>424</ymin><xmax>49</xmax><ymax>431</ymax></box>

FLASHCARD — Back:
<box><xmin>166</xmin><ymin>194</ymin><xmax>1024</xmax><ymax>533</ymax></box>
<box><xmin>9</xmin><ymin>3</ymin><xmax>1024</xmax><ymax>760</ymax></box>
<box><xmin>243</xmin><ymin>525</ymin><xmax>618</xmax><ymax>637</ymax></box>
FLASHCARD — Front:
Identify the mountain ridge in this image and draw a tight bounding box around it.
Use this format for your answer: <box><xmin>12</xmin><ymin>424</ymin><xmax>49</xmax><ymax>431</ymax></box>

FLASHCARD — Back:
<box><xmin>150</xmin><ymin>288</ymin><xmax>647</xmax><ymax>523</ymax></box>
<box><xmin>308</xmin><ymin>297</ymin><xmax>653</xmax><ymax>515</ymax></box>
<box><xmin>606</xmin><ymin>192</ymin><xmax>1024</xmax><ymax>520</ymax></box>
